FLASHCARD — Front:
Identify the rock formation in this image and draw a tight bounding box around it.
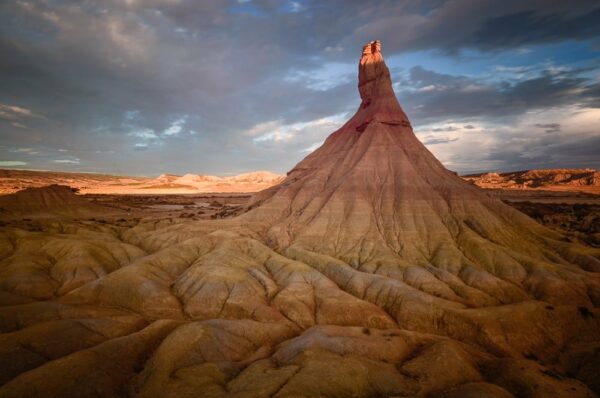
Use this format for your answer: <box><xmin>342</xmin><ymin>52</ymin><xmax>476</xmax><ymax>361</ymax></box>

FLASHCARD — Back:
<box><xmin>0</xmin><ymin>184</ymin><xmax>115</xmax><ymax>217</ymax></box>
<box><xmin>0</xmin><ymin>42</ymin><xmax>599</xmax><ymax>398</ymax></box>
<box><xmin>463</xmin><ymin>169</ymin><xmax>600</xmax><ymax>191</ymax></box>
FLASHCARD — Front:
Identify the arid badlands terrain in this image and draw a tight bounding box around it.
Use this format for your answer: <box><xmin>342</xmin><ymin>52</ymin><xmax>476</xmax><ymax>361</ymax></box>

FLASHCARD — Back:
<box><xmin>0</xmin><ymin>42</ymin><xmax>599</xmax><ymax>398</ymax></box>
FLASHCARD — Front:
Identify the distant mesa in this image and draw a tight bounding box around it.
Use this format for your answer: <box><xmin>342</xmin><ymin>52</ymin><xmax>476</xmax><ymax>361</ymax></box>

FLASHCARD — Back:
<box><xmin>149</xmin><ymin>171</ymin><xmax>284</xmax><ymax>192</ymax></box>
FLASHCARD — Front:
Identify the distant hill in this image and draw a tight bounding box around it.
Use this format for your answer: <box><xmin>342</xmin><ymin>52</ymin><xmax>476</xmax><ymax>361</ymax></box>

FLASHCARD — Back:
<box><xmin>0</xmin><ymin>169</ymin><xmax>284</xmax><ymax>195</ymax></box>
<box><xmin>462</xmin><ymin>168</ymin><xmax>600</xmax><ymax>194</ymax></box>
<box><xmin>0</xmin><ymin>184</ymin><xmax>117</xmax><ymax>217</ymax></box>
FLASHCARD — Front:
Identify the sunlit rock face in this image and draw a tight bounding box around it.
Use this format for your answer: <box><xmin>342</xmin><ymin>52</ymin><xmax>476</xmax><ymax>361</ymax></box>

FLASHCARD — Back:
<box><xmin>0</xmin><ymin>42</ymin><xmax>599</xmax><ymax>398</ymax></box>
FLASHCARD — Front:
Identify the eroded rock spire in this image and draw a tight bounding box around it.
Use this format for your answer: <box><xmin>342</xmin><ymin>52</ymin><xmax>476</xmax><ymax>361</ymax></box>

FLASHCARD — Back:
<box><xmin>355</xmin><ymin>40</ymin><xmax>408</xmax><ymax>125</ymax></box>
<box><xmin>359</xmin><ymin>41</ymin><xmax>389</xmax><ymax>102</ymax></box>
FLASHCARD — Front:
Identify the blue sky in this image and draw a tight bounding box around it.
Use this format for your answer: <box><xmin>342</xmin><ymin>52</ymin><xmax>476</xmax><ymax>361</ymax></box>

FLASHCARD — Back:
<box><xmin>0</xmin><ymin>0</ymin><xmax>599</xmax><ymax>176</ymax></box>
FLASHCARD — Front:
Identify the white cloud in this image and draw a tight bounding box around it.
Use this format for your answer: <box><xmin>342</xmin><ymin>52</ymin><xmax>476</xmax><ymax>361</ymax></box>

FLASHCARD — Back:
<box><xmin>163</xmin><ymin>116</ymin><xmax>187</xmax><ymax>136</ymax></box>
<box><xmin>0</xmin><ymin>104</ymin><xmax>37</xmax><ymax>120</ymax></box>
<box><xmin>516</xmin><ymin>48</ymin><xmax>532</xmax><ymax>54</ymax></box>
<box><xmin>129</xmin><ymin>128</ymin><xmax>158</xmax><ymax>140</ymax></box>
<box><xmin>0</xmin><ymin>161</ymin><xmax>27</xmax><ymax>167</ymax></box>
<box><xmin>288</xmin><ymin>1</ymin><xmax>303</xmax><ymax>12</ymax></box>
<box><xmin>418</xmin><ymin>85</ymin><xmax>438</xmax><ymax>92</ymax></box>
<box><xmin>301</xmin><ymin>142</ymin><xmax>322</xmax><ymax>153</ymax></box>
<box><xmin>53</xmin><ymin>159</ymin><xmax>80</xmax><ymax>164</ymax></box>
<box><xmin>243</xmin><ymin>120</ymin><xmax>282</xmax><ymax>138</ymax></box>
<box><xmin>125</xmin><ymin>110</ymin><xmax>140</xmax><ymax>120</ymax></box>
<box><xmin>10</xmin><ymin>147</ymin><xmax>41</xmax><ymax>155</ymax></box>
<box><xmin>253</xmin><ymin>130</ymin><xmax>293</xmax><ymax>143</ymax></box>
<box><xmin>324</xmin><ymin>46</ymin><xmax>344</xmax><ymax>53</ymax></box>
<box><xmin>13</xmin><ymin>147</ymin><xmax>33</xmax><ymax>153</ymax></box>
<box><xmin>460</xmin><ymin>84</ymin><xmax>488</xmax><ymax>93</ymax></box>
<box><xmin>248</xmin><ymin>113</ymin><xmax>346</xmax><ymax>145</ymax></box>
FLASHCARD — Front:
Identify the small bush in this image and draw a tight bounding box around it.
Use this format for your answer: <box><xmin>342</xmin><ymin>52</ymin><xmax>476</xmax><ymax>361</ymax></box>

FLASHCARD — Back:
<box><xmin>578</xmin><ymin>306</ymin><xmax>594</xmax><ymax>319</ymax></box>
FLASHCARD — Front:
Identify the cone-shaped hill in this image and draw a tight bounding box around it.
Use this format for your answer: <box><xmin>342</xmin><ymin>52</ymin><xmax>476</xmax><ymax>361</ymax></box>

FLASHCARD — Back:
<box><xmin>0</xmin><ymin>42</ymin><xmax>599</xmax><ymax>398</ymax></box>
<box><xmin>0</xmin><ymin>184</ymin><xmax>117</xmax><ymax>217</ymax></box>
<box><xmin>243</xmin><ymin>41</ymin><xmax>599</xmax><ymax>298</ymax></box>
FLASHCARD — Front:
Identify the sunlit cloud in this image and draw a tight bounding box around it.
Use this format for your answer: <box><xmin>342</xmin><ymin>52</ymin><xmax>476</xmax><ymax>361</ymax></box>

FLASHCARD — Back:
<box><xmin>301</xmin><ymin>142</ymin><xmax>322</xmax><ymax>153</ymax></box>
<box><xmin>0</xmin><ymin>104</ymin><xmax>39</xmax><ymax>120</ymax></box>
<box><xmin>249</xmin><ymin>113</ymin><xmax>347</xmax><ymax>146</ymax></box>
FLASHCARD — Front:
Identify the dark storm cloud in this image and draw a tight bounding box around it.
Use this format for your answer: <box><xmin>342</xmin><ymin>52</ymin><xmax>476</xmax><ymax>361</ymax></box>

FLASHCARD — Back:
<box><xmin>431</xmin><ymin>127</ymin><xmax>457</xmax><ymax>132</ymax></box>
<box><xmin>534</xmin><ymin>123</ymin><xmax>561</xmax><ymax>133</ymax></box>
<box><xmin>483</xmin><ymin>134</ymin><xmax>600</xmax><ymax>172</ymax></box>
<box><xmin>471</xmin><ymin>8</ymin><xmax>600</xmax><ymax>51</ymax></box>
<box><xmin>421</xmin><ymin>136</ymin><xmax>459</xmax><ymax>145</ymax></box>
<box><xmin>398</xmin><ymin>66</ymin><xmax>600</xmax><ymax>122</ymax></box>
<box><xmin>349</xmin><ymin>0</ymin><xmax>600</xmax><ymax>55</ymax></box>
<box><xmin>405</xmin><ymin>63</ymin><xmax>600</xmax><ymax>172</ymax></box>
<box><xmin>0</xmin><ymin>0</ymin><xmax>599</xmax><ymax>175</ymax></box>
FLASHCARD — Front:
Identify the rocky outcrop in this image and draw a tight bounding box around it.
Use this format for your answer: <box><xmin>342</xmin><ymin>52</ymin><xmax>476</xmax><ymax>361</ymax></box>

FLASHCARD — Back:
<box><xmin>0</xmin><ymin>184</ymin><xmax>115</xmax><ymax>217</ymax></box>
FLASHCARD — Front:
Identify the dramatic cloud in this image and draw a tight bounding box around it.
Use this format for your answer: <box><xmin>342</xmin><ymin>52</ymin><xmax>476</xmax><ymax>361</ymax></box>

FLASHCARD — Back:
<box><xmin>398</xmin><ymin>66</ymin><xmax>600</xmax><ymax>121</ymax></box>
<box><xmin>0</xmin><ymin>0</ymin><xmax>599</xmax><ymax>175</ymax></box>
<box><xmin>416</xmin><ymin>107</ymin><xmax>600</xmax><ymax>172</ymax></box>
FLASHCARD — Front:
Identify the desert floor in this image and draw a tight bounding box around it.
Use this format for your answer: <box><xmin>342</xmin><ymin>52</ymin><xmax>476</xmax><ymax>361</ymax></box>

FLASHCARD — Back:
<box><xmin>3</xmin><ymin>188</ymin><xmax>597</xmax><ymax>245</ymax></box>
